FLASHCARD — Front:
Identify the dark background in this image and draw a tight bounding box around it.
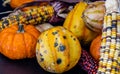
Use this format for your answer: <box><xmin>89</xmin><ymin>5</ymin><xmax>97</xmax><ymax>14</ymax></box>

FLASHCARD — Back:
<box><xmin>0</xmin><ymin>1</ymin><xmax>13</xmax><ymax>19</ymax></box>
<box><xmin>0</xmin><ymin>1</ymin><xmax>86</xmax><ymax>74</ymax></box>
<box><xmin>0</xmin><ymin>53</ymin><xmax>86</xmax><ymax>74</ymax></box>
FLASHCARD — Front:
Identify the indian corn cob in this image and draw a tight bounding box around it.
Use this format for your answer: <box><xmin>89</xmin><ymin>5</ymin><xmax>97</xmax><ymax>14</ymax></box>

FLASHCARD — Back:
<box><xmin>0</xmin><ymin>5</ymin><xmax>54</xmax><ymax>31</ymax></box>
<box><xmin>97</xmin><ymin>12</ymin><xmax>120</xmax><ymax>74</ymax></box>
<box><xmin>78</xmin><ymin>50</ymin><xmax>98</xmax><ymax>74</ymax></box>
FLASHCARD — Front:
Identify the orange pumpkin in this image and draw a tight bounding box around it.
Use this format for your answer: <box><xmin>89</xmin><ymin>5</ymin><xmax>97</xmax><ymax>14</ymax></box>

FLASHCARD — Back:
<box><xmin>0</xmin><ymin>24</ymin><xmax>40</xmax><ymax>59</ymax></box>
<box><xmin>10</xmin><ymin>0</ymin><xmax>34</xmax><ymax>8</ymax></box>
<box><xmin>90</xmin><ymin>35</ymin><xmax>101</xmax><ymax>61</ymax></box>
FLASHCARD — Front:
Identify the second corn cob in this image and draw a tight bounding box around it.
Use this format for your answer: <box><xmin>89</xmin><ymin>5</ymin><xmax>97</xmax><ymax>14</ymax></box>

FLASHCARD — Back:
<box><xmin>97</xmin><ymin>12</ymin><xmax>120</xmax><ymax>74</ymax></box>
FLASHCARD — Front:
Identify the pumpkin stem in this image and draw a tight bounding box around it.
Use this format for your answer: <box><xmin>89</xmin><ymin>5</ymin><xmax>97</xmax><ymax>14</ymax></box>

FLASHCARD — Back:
<box><xmin>17</xmin><ymin>23</ymin><xmax>24</xmax><ymax>33</ymax></box>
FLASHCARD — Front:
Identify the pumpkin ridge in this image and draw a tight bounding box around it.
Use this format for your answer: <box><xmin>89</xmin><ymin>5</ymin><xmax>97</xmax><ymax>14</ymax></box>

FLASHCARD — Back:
<box><xmin>0</xmin><ymin>32</ymin><xmax>9</xmax><ymax>46</ymax></box>
<box><xmin>13</xmin><ymin>33</ymin><xmax>23</xmax><ymax>59</ymax></box>
<box><xmin>25</xmin><ymin>30</ymin><xmax>37</xmax><ymax>40</ymax></box>
<box><xmin>10</xmin><ymin>33</ymin><xmax>16</xmax><ymax>59</ymax></box>
<box><xmin>24</xmin><ymin>32</ymin><xmax>36</xmax><ymax>58</ymax></box>
<box><xmin>0</xmin><ymin>33</ymin><xmax>10</xmax><ymax>46</ymax></box>
<box><xmin>0</xmin><ymin>33</ymin><xmax>12</xmax><ymax>57</ymax></box>
<box><xmin>24</xmin><ymin>25</ymin><xmax>33</xmax><ymax>31</ymax></box>
<box><xmin>3</xmin><ymin>33</ymin><xmax>15</xmax><ymax>59</ymax></box>
<box><xmin>0</xmin><ymin>27</ymin><xmax>16</xmax><ymax>34</ymax></box>
<box><xmin>23</xmin><ymin>33</ymin><xmax>27</xmax><ymax>58</ymax></box>
<box><xmin>25</xmin><ymin>25</ymin><xmax>40</xmax><ymax>39</ymax></box>
<box><xmin>9</xmin><ymin>24</ymin><xmax>18</xmax><ymax>30</ymax></box>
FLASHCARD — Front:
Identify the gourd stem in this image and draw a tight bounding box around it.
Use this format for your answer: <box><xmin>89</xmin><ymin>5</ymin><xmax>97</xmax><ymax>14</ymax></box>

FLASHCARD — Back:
<box><xmin>17</xmin><ymin>24</ymin><xmax>24</xmax><ymax>33</ymax></box>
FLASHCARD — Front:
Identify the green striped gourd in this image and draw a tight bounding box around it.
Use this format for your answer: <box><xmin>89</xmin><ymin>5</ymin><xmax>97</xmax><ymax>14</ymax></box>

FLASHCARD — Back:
<box><xmin>83</xmin><ymin>1</ymin><xmax>106</xmax><ymax>33</ymax></box>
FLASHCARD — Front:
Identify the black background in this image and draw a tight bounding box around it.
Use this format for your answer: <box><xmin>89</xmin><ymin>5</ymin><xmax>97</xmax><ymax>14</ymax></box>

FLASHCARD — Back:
<box><xmin>0</xmin><ymin>1</ymin><xmax>13</xmax><ymax>19</ymax></box>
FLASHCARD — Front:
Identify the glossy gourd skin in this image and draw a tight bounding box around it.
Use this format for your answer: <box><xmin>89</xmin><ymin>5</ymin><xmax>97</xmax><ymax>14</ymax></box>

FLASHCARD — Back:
<box><xmin>90</xmin><ymin>35</ymin><xmax>101</xmax><ymax>61</ymax></box>
<box><xmin>63</xmin><ymin>2</ymin><xmax>99</xmax><ymax>45</ymax></box>
<box><xmin>0</xmin><ymin>24</ymin><xmax>40</xmax><ymax>59</ymax></box>
<box><xmin>36</xmin><ymin>26</ymin><xmax>82</xmax><ymax>73</ymax></box>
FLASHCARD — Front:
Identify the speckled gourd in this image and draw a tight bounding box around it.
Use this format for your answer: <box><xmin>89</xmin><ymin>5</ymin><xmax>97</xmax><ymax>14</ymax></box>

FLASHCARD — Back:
<box><xmin>36</xmin><ymin>26</ymin><xmax>82</xmax><ymax>73</ymax></box>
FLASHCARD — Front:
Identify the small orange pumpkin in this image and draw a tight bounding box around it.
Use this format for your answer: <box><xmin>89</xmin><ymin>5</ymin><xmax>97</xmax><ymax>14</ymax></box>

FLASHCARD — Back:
<box><xmin>10</xmin><ymin>0</ymin><xmax>34</xmax><ymax>8</ymax></box>
<box><xmin>90</xmin><ymin>35</ymin><xmax>101</xmax><ymax>61</ymax></box>
<box><xmin>0</xmin><ymin>24</ymin><xmax>40</xmax><ymax>59</ymax></box>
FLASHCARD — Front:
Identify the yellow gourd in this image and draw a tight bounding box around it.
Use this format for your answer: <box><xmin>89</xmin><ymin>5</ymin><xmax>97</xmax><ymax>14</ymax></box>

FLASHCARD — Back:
<box><xmin>63</xmin><ymin>2</ymin><xmax>99</xmax><ymax>45</ymax></box>
<box><xmin>36</xmin><ymin>26</ymin><xmax>82</xmax><ymax>73</ymax></box>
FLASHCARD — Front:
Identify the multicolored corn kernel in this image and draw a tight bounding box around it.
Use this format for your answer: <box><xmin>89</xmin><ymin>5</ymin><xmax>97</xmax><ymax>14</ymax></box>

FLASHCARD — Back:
<box><xmin>0</xmin><ymin>5</ymin><xmax>54</xmax><ymax>31</ymax></box>
<box><xmin>98</xmin><ymin>12</ymin><xmax>120</xmax><ymax>74</ymax></box>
